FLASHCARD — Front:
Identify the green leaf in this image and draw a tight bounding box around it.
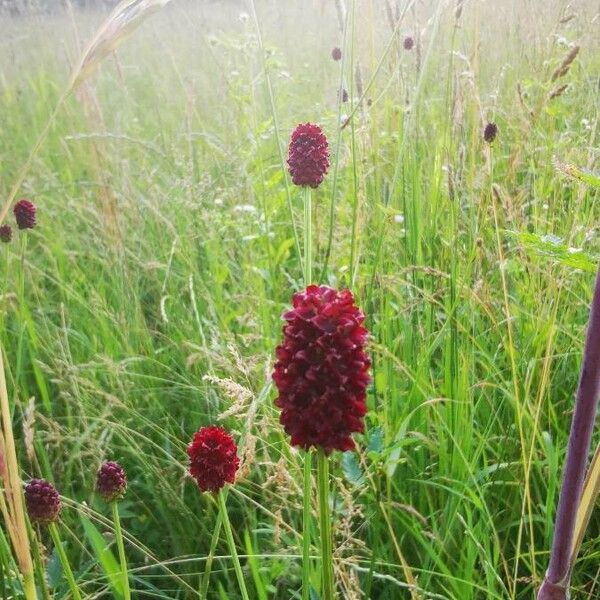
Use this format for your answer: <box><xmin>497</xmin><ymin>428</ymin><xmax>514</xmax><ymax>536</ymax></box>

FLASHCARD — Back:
<box><xmin>367</xmin><ymin>426</ymin><xmax>385</xmax><ymax>455</ymax></box>
<box><xmin>342</xmin><ymin>452</ymin><xmax>365</xmax><ymax>486</ymax></box>
<box><xmin>46</xmin><ymin>547</ymin><xmax>63</xmax><ymax>589</ymax></box>
<box><xmin>508</xmin><ymin>230</ymin><xmax>597</xmax><ymax>273</ymax></box>
<box><xmin>309</xmin><ymin>587</ymin><xmax>321</xmax><ymax>600</ymax></box>
<box><xmin>555</xmin><ymin>161</ymin><xmax>600</xmax><ymax>189</ymax></box>
<box><xmin>79</xmin><ymin>513</ymin><xmax>124</xmax><ymax>599</ymax></box>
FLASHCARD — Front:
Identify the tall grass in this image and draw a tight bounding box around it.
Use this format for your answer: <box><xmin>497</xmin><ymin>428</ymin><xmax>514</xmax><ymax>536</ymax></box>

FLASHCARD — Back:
<box><xmin>0</xmin><ymin>0</ymin><xmax>599</xmax><ymax>598</ymax></box>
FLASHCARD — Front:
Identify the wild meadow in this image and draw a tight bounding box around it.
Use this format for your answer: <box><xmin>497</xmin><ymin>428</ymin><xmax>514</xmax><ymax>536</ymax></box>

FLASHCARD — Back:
<box><xmin>0</xmin><ymin>0</ymin><xmax>599</xmax><ymax>598</ymax></box>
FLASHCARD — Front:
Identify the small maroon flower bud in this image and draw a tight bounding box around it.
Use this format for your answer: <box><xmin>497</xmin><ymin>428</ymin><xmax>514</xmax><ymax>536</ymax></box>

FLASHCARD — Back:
<box><xmin>340</xmin><ymin>89</ymin><xmax>349</xmax><ymax>103</ymax></box>
<box><xmin>96</xmin><ymin>461</ymin><xmax>127</xmax><ymax>502</ymax></box>
<box><xmin>484</xmin><ymin>122</ymin><xmax>498</xmax><ymax>143</ymax></box>
<box><xmin>25</xmin><ymin>478</ymin><xmax>61</xmax><ymax>524</ymax></box>
<box><xmin>287</xmin><ymin>123</ymin><xmax>330</xmax><ymax>189</ymax></box>
<box><xmin>187</xmin><ymin>426</ymin><xmax>240</xmax><ymax>493</ymax></box>
<box><xmin>331</xmin><ymin>47</ymin><xmax>342</xmax><ymax>61</ymax></box>
<box><xmin>13</xmin><ymin>199</ymin><xmax>36</xmax><ymax>230</ymax></box>
<box><xmin>0</xmin><ymin>224</ymin><xmax>12</xmax><ymax>243</ymax></box>
<box><xmin>403</xmin><ymin>36</ymin><xmax>414</xmax><ymax>50</ymax></box>
<box><xmin>272</xmin><ymin>285</ymin><xmax>371</xmax><ymax>454</ymax></box>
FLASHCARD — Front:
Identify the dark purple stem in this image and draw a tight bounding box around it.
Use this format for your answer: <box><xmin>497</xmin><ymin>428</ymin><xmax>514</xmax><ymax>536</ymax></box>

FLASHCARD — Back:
<box><xmin>537</xmin><ymin>263</ymin><xmax>600</xmax><ymax>599</ymax></box>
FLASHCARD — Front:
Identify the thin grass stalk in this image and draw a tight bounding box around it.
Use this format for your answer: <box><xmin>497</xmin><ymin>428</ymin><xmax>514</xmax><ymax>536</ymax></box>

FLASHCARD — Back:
<box><xmin>199</xmin><ymin>508</ymin><xmax>222</xmax><ymax>599</ymax></box>
<box><xmin>538</xmin><ymin>262</ymin><xmax>600</xmax><ymax>599</ymax></box>
<box><xmin>348</xmin><ymin>0</ymin><xmax>360</xmax><ymax>287</ymax></box>
<box><xmin>217</xmin><ymin>490</ymin><xmax>250</xmax><ymax>600</ymax></box>
<box><xmin>570</xmin><ymin>442</ymin><xmax>600</xmax><ymax>566</ymax></box>
<box><xmin>48</xmin><ymin>522</ymin><xmax>82</xmax><ymax>600</ymax></box>
<box><xmin>111</xmin><ymin>502</ymin><xmax>131</xmax><ymax>600</ymax></box>
<box><xmin>317</xmin><ymin>450</ymin><xmax>334</xmax><ymax>600</ymax></box>
<box><xmin>247</xmin><ymin>0</ymin><xmax>303</xmax><ymax>275</ymax></box>
<box><xmin>320</xmin><ymin>4</ymin><xmax>351</xmax><ymax>280</ymax></box>
<box><xmin>0</xmin><ymin>348</ymin><xmax>35</xmax><ymax>600</ymax></box>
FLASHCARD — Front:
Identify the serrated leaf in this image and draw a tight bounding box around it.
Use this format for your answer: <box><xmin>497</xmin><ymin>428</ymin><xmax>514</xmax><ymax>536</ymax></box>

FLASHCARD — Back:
<box><xmin>508</xmin><ymin>230</ymin><xmax>597</xmax><ymax>273</ymax></box>
<box><xmin>342</xmin><ymin>451</ymin><xmax>365</xmax><ymax>486</ymax></box>
<box><xmin>367</xmin><ymin>426</ymin><xmax>385</xmax><ymax>455</ymax></box>
<box><xmin>555</xmin><ymin>161</ymin><xmax>600</xmax><ymax>189</ymax></box>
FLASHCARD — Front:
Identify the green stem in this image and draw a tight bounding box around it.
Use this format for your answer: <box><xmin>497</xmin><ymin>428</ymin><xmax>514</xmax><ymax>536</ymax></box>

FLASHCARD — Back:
<box><xmin>111</xmin><ymin>502</ymin><xmax>130</xmax><ymax>600</ymax></box>
<box><xmin>304</xmin><ymin>187</ymin><xmax>312</xmax><ymax>285</ymax></box>
<box><xmin>317</xmin><ymin>450</ymin><xmax>334</xmax><ymax>600</ymax></box>
<box><xmin>199</xmin><ymin>504</ymin><xmax>222</xmax><ymax>599</ymax></box>
<box><xmin>302</xmin><ymin>178</ymin><xmax>315</xmax><ymax>600</ymax></box>
<box><xmin>217</xmin><ymin>490</ymin><xmax>250</xmax><ymax>600</ymax></box>
<box><xmin>48</xmin><ymin>522</ymin><xmax>82</xmax><ymax>600</ymax></box>
<box><xmin>302</xmin><ymin>452</ymin><xmax>312</xmax><ymax>600</ymax></box>
<box><xmin>29</xmin><ymin>524</ymin><xmax>51</xmax><ymax>600</ymax></box>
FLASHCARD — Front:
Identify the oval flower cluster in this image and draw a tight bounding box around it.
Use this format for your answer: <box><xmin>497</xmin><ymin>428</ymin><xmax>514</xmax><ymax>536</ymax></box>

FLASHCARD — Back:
<box><xmin>25</xmin><ymin>478</ymin><xmax>61</xmax><ymax>524</ymax></box>
<box><xmin>1</xmin><ymin>198</ymin><xmax>37</xmax><ymax>244</ymax></box>
<box><xmin>96</xmin><ymin>461</ymin><xmax>128</xmax><ymax>502</ymax></box>
<box><xmin>187</xmin><ymin>425</ymin><xmax>240</xmax><ymax>492</ymax></box>
<box><xmin>287</xmin><ymin>123</ymin><xmax>330</xmax><ymax>189</ymax></box>
<box><xmin>272</xmin><ymin>285</ymin><xmax>371</xmax><ymax>454</ymax></box>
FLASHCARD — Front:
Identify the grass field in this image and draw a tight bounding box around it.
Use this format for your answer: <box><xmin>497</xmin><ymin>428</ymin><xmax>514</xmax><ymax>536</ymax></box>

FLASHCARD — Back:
<box><xmin>1</xmin><ymin>0</ymin><xmax>600</xmax><ymax>598</ymax></box>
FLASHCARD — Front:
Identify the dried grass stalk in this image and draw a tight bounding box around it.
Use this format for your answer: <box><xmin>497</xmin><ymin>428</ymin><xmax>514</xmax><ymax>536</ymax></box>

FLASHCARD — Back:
<box><xmin>551</xmin><ymin>46</ymin><xmax>580</xmax><ymax>82</ymax></box>
<box><xmin>71</xmin><ymin>0</ymin><xmax>172</xmax><ymax>88</ymax></box>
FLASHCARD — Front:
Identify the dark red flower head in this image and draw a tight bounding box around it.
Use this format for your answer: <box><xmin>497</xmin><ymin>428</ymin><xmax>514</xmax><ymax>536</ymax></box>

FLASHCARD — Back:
<box><xmin>287</xmin><ymin>123</ymin><xmax>330</xmax><ymax>189</ymax></box>
<box><xmin>96</xmin><ymin>461</ymin><xmax>127</xmax><ymax>502</ymax></box>
<box><xmin>331</xmin><ymin>47</ymin><xmax>342</xmax><ymax>61</ymax></box>
<box><xmin>403</xmin><ymin>36</ymin><xmax>414</xmax><ymax>50</ymax></box>
<box><xmin>484</xmin><ymin>122</ymin><xmax>498</xmax><ymax>143</ymax></box>
<box><xmin>14</xmin><ymin>199</ymin><xmax>36</xmax><ymax>230</ymax></box>
<box><xmin>0</xmin><ymin>224</ymin><xmax>12</xmax><ymax>243</ymax></box>
<box><xmin>187</xmin><ymin>426</ymin><xmax>239</xmax><ymax>492</ymax></box>
<box><xmin>25</xmin><ymin>478</ymin><xmax>61</xmax><ymax>524</ymax></box>
<box><xmin>272</xmin><ymin>285</ymin><xmax>371</xmax><ymax>454</ymax></box>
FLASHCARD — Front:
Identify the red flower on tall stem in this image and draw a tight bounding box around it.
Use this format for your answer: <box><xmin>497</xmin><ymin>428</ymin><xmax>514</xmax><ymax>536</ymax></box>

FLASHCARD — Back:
<box><xmin>287</xmin><ymin>123</ymin><xmax>330</xmax><ymax>189</ymax></box>
<box><xmin>272</xmin><ymin>285</ymin><xmax>371</xmax><ymax>454</ymax></box>
<box><xmin>0</xmin><ymin>224</ymin><xmax>12</xmax><ymax>243</ymax></box>
<box><xmin>96</xmin><ymin>461</ymin><xmax>127</xmax><ymax>502</ymax></box>
<box><xmin>25</xmin><ymin>479</ymin><xmax>61</xmax><ymax>524</ymax></box>
<box><xmin>187</xmin><ymin>426</ymin><xmax>240</xmax><ymax>492</ymax></box>
<box><xmin>13</xmin><ymin>199</ymin><xmax>36</xmax><ymax>230</ymax></box>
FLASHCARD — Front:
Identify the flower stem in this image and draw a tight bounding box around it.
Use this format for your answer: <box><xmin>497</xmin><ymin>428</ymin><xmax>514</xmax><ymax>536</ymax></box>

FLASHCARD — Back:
<box><xmin>111</xmin><ymin>502</ymin><xmax>130</xmax><ymax>600</ymax></box>
<box><xmin>304</xmin><ymin>187</ymin><xmax>312</xmax><ymax>285</ymax></box>
<box><xmin>317</xmin><ymin>449</ymin><xmax>334</xmax><ymax>600</ymax></box>
<box><xmin>538</xmin><ymin>261</ymin><xmax>600</xmax><ymax>599</ymax></box>
<box><xmin>302</xmin><ymin>452</ymin><xmax>312</xmax><ymax>600</ymax></box>
<box><xmin>217</xmin><ymin>490</ymin><xmax>250</xmax><ymax>600</ymax></box>
<box><xmin>302</xmin><ymin>185</ymin><xmax>314</xmax><ymax>599</ymax></box>
<box><xmin>199</xmin><ymin>505</ymin><xmax>222</xmax><ymax>599</ymax></box>
<box><xmin>48</xmin><ymin>522</ymin><xmax>82</xmax><ymax>600</ymax></box>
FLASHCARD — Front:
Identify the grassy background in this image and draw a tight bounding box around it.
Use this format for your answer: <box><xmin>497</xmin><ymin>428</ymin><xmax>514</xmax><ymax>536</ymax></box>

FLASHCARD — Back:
<box><xmin>1</xmin><ymin>0</ymin><xmax>599</xmax><ymax>598</ymax></box>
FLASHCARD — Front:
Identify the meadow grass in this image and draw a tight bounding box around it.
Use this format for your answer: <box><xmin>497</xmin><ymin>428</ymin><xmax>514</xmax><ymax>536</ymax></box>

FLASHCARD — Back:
<box><xmin>0</xmin><ymin>0</ymin><xmax>599</xmax><ymax>598</ymax></box>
